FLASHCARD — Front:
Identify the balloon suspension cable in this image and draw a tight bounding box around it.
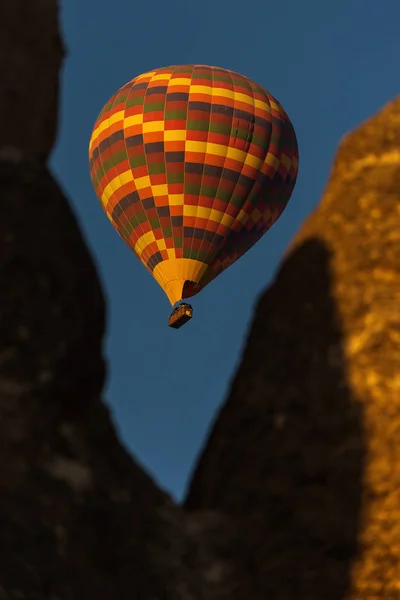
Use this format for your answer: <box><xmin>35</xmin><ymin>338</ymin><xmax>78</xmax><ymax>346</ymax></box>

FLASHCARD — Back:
<box><xmin>168</xmin><ymin>301</ymin><xmax>193</xmax><ymax>329</ymax></box>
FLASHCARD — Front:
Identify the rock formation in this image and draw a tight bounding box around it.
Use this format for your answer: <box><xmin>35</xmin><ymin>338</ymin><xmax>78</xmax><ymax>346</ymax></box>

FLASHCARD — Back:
<box><xmin>1</xmin><ymin>1</ymin><xmax>399</xmax><ymax>598</ymax></box>
<box><xmin>0</xmin><ymin>1</ymin><xmax>63</xmax><ymax>160</ymax></box>
<box><xmin>186</xmin><ymin>102</ymin><xmax>400</xmax><ymax>598</ymax></box>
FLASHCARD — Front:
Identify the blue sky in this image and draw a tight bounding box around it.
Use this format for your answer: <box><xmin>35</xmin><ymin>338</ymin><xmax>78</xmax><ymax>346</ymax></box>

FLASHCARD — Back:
<box><xmin>52</xmin><ymin>0</ymin><xmax>400</xmax><ymax>500</ymax></box>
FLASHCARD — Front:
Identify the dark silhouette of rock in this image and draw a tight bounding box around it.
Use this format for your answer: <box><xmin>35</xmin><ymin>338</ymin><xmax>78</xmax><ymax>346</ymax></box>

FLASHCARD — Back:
<box><xmin>1</xmin><ymin>0</ymin><xmax>400</xmax><ymax>598</ymax></box>
<box><xmin>0</xmin><ymin>156</ymin><xmax>168</xmax><ymax>598</ymax></box>
<box><xmin>186</xmin><ymin>99</ymin><xmax>400</xmax><ymax>598</ymax></box>
<box><xmin>0</xmin><ymin>4</ymin><xmax>250</xmax><ymax>600</ymax></box>
<box><xmin>0</xmin><ymin>1</ymin><xmax>63</xmax><ymax>160</ymax></box>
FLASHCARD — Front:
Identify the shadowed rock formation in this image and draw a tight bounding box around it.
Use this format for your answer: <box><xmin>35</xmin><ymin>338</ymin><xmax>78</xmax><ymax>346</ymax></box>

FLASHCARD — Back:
<box><xmin>0</xmin><ymin>1</ymin><xmax>63</xmax><ymax>160</ymax></box>
<box><xmin>186</xmin><ymin>237</ymin><xmax>365</xmax><ymax>599</ymax></box>
<box><xmin>186</xmin><ymin>101</ymin><xmax>400</xmax><ymax>598</ymax></box>
<box><xmin>0</xmin><ymin>4</ymin><xmax>249</xmax><ymax>600</ymax></box>
<box><xmin>1</xmin><ymin>1</ymin><xmax>400</xmax><ymax>598</ymax></box>
<box><xmin>0</xmin><ymin>159</ymin><xmax>250</xmax><ymax>600</ymax></box>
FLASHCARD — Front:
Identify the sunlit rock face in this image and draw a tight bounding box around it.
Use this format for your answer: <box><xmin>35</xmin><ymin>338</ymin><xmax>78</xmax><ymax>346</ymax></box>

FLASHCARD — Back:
<box><xmin>186</xmin><ymin>98</ymin><xmax>400</xmax><ymax>599</ymax></box>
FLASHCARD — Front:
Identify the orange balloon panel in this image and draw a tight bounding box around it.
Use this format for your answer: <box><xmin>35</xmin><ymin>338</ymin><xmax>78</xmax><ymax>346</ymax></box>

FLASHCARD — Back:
<box><xmin>89</xmin><ymin>65</ymin><xmax>299</xmax><ymax>305</ymax></box>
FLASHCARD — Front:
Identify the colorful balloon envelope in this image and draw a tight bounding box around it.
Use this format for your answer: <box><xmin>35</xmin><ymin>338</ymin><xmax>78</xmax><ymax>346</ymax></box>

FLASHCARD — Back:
<box><xmin>89</xmin><ymin>65</ymin><xmax>299</xmax><ymax>328</ymax></box>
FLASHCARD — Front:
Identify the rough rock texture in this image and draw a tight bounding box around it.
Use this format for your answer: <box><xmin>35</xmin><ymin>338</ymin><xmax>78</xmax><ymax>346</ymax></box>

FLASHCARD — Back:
<box><xmin>186</xmin><ymin>99</ymin><xmax>400</xmax><ymax>599</ymax></box>
<box><xmin>1</xmin><ymin>0</ymin><xmax>400</xmax><ymax>598</ymax></box>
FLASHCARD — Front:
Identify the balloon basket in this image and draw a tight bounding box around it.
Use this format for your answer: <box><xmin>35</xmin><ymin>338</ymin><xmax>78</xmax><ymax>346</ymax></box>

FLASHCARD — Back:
<box><xmin>168</xmin><ymin>303</ymin><xmax>193</xmax><ymax>329</ymax></box>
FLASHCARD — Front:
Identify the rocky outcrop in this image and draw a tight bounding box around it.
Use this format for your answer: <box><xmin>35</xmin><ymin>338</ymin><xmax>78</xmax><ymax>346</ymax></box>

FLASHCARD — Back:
<box><xmin>1</xmin><ymin>1</ymin><xmax>399</xmax><ymax>598</ymax></box>
<box><xmin>186</xmin><ymin>99</ymin><xmax>400</xmax><ymax>599</ymax></box>
<box><xmin>0</xmin><ymin>1</ymin><xmax>63</xmax><ymax>160</ymax></box>
<box><xmin>0</xmin><ymin>4</ymin><xmax>244</xmax><ymax>600</ymax></box>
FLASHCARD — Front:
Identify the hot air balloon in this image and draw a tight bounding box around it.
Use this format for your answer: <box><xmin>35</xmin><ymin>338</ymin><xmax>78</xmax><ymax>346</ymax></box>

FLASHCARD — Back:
<box><xmin>89</xmin><ymin>65</ymin><xmax>299</xmax><ymax>328</ymax></box>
